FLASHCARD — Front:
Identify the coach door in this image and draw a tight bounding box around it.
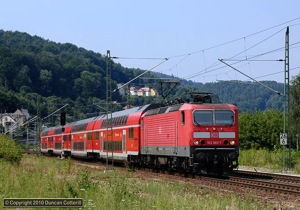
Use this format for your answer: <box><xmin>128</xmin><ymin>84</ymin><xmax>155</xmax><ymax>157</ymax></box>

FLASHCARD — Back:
<box><xmin>122</xmin><ymin>129</ymin><xmax>126</xmax><ymax>153</ymax></box>
<box><xmin>100</xmin><ymin>132</ymin><xmax>104</xmax><ymax>152</ymax></box>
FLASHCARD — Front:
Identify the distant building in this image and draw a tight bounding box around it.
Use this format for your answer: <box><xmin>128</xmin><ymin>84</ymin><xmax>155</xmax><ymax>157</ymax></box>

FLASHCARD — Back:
<box><xmin>150</xmin><ymin>88</ymin><xmax>158</xmax><ymax>96</ymax></box>
<box><xmin>129</xmin><ymin>86</ymin><xmax>158</xmax><ymax>97</ymax></box>
<box><xmin>130</xmin><ymin>87</ymin><xmax>138</xmax><ymax>96</ymax></box>
<box><xmin>137</xmin><ymin>87</ymin><xmax>150</xmax><ymax>96</ymax></box>
<box><xmin>0</xmin><ymin>109</ymin><xmax>30</xmax><ymax>133</ymax></box>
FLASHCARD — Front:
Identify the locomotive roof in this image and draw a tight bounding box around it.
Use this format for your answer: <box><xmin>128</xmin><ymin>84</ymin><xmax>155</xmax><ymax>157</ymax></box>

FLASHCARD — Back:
<box><xmin>144</xmin><ymin>103</ymin><xmax>237</xmax><ymax>117</ymax></box>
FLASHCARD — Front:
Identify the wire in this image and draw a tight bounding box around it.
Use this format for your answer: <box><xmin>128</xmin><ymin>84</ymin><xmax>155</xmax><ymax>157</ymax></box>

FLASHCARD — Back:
<box><xmin>112</xmin><ymin>57</ymin><xmax>166</xmax><ymax>60</ymax></box>
<box><xmin>166</xmin><ymin>19</ymin><xmax>300</xmax><ymax>82</ymax></box>
<box><xmin>219</xmin><ymin>59</ymin><xmax>282</xmax><ymax>95</ymax></box>
<box><xmin>167</xmin><ymin>17</ymin><xmax>300</xmax><ymax>59</ymax></box>
<box><xmin>183</xmin><ymin>41</ymin><xmax>300</xmax><ymax>80</ymax></box>
<box><xmin>112</xmin><ymin>58</ymin><xmax>169</xmax><ymax>93</ymax></box>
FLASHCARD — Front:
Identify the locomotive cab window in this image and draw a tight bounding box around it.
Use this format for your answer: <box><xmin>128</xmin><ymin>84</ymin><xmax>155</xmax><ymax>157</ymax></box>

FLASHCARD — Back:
<box><xmin>193</xmin><ymin>110</ymin><xmax>234</xmax><ymax>126</ymax></box>
<box><xmin>193</xmin><ymin>110</ymin><xmax>213</xmax><ymax>125</ymax></box>
<box><xmin>215</xmin><ymin>110</ymin><xmax>234</xmax><ymax>125</ymax></box>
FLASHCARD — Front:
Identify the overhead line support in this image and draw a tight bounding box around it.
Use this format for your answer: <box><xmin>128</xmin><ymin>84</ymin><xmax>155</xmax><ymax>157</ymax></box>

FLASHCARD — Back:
<box><xmin>284</xmin><ymin>27</ymin><xmax>290</xmax><ymax>169</ymax></box>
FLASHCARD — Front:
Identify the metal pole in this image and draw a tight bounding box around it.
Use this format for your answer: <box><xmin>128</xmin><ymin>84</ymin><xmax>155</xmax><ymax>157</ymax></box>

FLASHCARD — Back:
<box><xmin>284</xmin><ymin>27</ymin><xmax>290</xmax><ymax>168</ymax></box>
<box><xmin>297</xmin><ymin>134</ymin><xmax>299</xmax><ymax>152</ymax></box>
<box><xmin>283</xmin><ymin>146</ymin><xmax>286</xmax><ymax>173</ymax></box>
<box><xmin>26</xmin><ymin>126</ymin><xmax>29</xmax><ymax>150</ymax></box>
<box><xmin>106</xmin><ymin>50</ymin><xmax>110</xmax><ymax>168</ymax></box>
<box><xmin>106</xmin><ymin>50</ymin><xmax>114</xmax><ymax>170</ymax></box>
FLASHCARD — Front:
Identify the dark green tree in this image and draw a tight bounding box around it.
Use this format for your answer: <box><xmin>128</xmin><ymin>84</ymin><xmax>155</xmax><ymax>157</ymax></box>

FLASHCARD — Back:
<box><xmin>239</xmin><ymin>110</ymin><xmax>283</xmax><ymax>149</ymax></box>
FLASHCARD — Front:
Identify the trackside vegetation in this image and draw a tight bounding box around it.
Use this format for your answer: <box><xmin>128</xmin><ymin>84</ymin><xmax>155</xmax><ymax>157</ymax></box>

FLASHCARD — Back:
<box><xmin>238</xmin><ymin>109</ymin><xmax>300</xmax><ymax>174</ymax></box>
<box><xmin>0</xmin><ymin>155</ymin><xmax>273</xmax><ymax>210</ymax></box>
<box><xmin>0</xmin><ymin>134</ymin><xmax>23</xmax><ymax>164</ymax></box>
<box><xmin>239</xmin><ymin>148</ymin><xmax>300</xmax><ymax>174</ymax></box>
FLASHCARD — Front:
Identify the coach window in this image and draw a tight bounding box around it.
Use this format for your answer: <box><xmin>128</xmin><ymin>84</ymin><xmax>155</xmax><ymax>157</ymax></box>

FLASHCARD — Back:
<box><xmin>94</xmin><ymin>132</ymin><xmax>99</xmax><ymax>140</ymax></box>
<box><xmin>87</xmin><ymin>132</ymin><xmax>92</xmax><ymax>141</ymax></box>
<box><xmin>181</xmin><ymin>111</ymin><xmax>185</xmax><ymax>125</ymax></box>
<box><xmin>129</xmin><ymin>127</ymin><xmax>134</xmax><ymax>139</ymax></box>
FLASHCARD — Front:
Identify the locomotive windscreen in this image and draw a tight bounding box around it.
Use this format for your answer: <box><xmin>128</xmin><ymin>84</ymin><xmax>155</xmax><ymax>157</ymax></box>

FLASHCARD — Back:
<box><xmin>193</xmin><ymin>110</ymin><xmax>234</xmax><ymax>125</ymax></box>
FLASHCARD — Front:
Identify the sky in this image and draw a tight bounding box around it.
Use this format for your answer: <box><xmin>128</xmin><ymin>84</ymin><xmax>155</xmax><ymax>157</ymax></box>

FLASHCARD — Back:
<box><xmin>1</xmin><ymin>0</ymin><xmax>300</xmax><ymax>84</ymax></box>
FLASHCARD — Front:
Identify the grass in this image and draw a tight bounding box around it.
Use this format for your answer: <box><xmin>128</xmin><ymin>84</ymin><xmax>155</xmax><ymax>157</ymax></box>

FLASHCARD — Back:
<box><xmin>239</xmin><ymin>148</ymin><xmax>300</xmax><ymax>173</ymax></box>
<box><xmin>0</xmin><ymin>154</ymin><xmax>271</xmax><ymax>210</ymax></box>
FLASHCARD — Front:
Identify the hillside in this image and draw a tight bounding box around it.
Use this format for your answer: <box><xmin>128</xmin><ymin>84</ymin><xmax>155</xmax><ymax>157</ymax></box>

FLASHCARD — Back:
<box><xmin>151</xmin><ymin>73</ymin><xmax>284</xmax><ymax>112</ymax></box>
<box><xmin>0</xmin><ymin>30</ymin><xmax>285</xmax><ymax>122</ymax></box>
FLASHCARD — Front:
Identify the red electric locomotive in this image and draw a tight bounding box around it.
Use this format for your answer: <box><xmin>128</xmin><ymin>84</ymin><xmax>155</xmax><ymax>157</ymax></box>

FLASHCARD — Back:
<box><xmin>41</xmin><ymin>93</ymin><xmax>239</xmax><ymax>175</ymax></box>
<box><xmin>140</xmin><ymin>102</ymin><xmax>239</xmax><ymax>175</ymax></box>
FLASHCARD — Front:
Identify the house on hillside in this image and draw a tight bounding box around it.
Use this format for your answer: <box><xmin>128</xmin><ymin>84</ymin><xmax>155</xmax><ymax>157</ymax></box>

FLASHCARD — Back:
<box><xmin>0</xmin><ymin>109</ymin><xmax>31</xmax><ymax>133</ymax></box>
<box><xmin>137</xmin><ymin>87</ymin><xmax>150</xmax><ymax>96</ymax></box>
<box><xmin>130</xmin><ymin>87</ymin><xmax>138</xmax><ymax>96</ymax></box>
<box><xmin>150</xmin><ymin>88</ymin><xmax>158</xmax><ymax>96</ymax></box>
<box><xmin>129</xmin><ymin>86</ymin><xmax>158</xmax><ymax>97</ymax></box>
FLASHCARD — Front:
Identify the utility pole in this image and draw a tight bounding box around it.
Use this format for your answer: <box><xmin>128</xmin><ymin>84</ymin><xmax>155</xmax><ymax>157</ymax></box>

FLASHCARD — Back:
<box><xmin>106</xmin><ymin>50</ymin><xmax>114</xmax><ymax>170</ymax></box>
<box><xmin>36</xmin><ymin>96</ymin><xmax>40</xmax><ymax>149</ymax></box>
<box><xmin>127</xmin><ymin>83</ymin><xmax>131</xmax><ymax>108</ymax></box>
<box><xmin>284</xmin><ymin>27</ymin><xmax>290</xmax><ymax>169</ymax></box>
<box><xmin>296</xmin><ymin>134</ymin><xmax>299</xmax><ymax>152</ymax></box>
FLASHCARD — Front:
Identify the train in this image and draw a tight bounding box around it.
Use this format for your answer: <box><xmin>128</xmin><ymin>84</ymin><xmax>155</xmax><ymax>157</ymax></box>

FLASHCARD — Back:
<box><xmin>40</xmin><ymin>93</ymin><xmax>239</xmax><ymax>175</ymax></box>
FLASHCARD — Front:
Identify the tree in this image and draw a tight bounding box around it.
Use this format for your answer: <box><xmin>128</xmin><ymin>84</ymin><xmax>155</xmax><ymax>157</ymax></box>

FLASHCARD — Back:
<box><xmin>239</xmin><ymin>110</ymin><xmax>283</xmax><ymax>150</ymax></box>
<box><xmin>40</xmin><ymin>69</ymin><xmax>53</xmax><ymax>96</ymax></box>
<box><xmin>14</xmin><ymin>65</ymin><xmax>32</xmax><ymax>91</ymax></box>
<box><xmin>290</xmin><ymin>76</ymin><xmax>300</xmax><ymax>144</ymax></box>
<box><xmin>74</xmin><ymin>71</ymin><xmax>105</xmax><ymax>99</ymax></box>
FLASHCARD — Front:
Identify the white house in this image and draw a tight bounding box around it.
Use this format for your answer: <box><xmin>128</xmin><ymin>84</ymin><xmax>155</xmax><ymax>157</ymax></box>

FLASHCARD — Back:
<box><xmin>0</xmin><ymin>109</ymin><xmax>30</xmax><ymax>133</ymax></box>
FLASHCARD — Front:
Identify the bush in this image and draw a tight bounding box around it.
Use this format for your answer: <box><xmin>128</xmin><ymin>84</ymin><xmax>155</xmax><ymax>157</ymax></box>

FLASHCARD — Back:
<box><xmin>0</xmin><ymin>134</ymin><xmax>23</xmax><ymax>164</ymax></box>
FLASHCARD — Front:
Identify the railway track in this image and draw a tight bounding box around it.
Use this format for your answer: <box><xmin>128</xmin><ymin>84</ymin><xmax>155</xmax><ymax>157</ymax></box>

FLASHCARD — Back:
<box><xmin>72</xmin><ymin>158</ymin><xmax>300</xmax><ymax>199</ymax></box>
<box><xmin>232</xmin><ymin>169</ymin><xmax>300</xmax><ymax>183</ymax></box>
<box><xmin>33</xmin><ymin>153</ymin><xmax>300</xmax><ymax>208</ymax></box>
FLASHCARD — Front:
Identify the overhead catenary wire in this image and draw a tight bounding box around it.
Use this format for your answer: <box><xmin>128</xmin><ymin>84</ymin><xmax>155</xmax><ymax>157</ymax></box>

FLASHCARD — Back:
<box><xmin>162</xmin><ymin>18</ymin><xmax>300</xmax><ymax>82</ymax></box>
<box><xmin>112</xmin><ymin>58</ymin><xmax>169</xmax><ymax>93</ymax></box>
<box><xmin>193</xmin><ymin>65</ymin><xmax>300</xmax><ymax>82</ymax></box>
<box><xmin>183</xmin><ymin>41</ymin><xmax>300</xmax><ymax>81</ymax></box>
<box><xmin>111</xmin><ymin>17</ymin><xmax>300</xmax><ymax>83</ymax></box>
<box><xmin>167</xmin><ymin>17</ymin><xmax>300</xmax><ymax>60</ymax></box>
<box><xmin>219</xmin><ymin>59</ymin><xmax>282</xmax><ymax>95</ymax></box>
<box><xmin>184</xmin><ymin>28</ymin><xmax>286</xmax><ymax>80</ymax></box>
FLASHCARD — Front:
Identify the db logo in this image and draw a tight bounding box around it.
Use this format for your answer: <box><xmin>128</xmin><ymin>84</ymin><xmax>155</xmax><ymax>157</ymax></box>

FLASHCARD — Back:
<box><xmin>210</xmin><ymin>132</ymin><xmax>219</xmax><ymax>138</ymax></box>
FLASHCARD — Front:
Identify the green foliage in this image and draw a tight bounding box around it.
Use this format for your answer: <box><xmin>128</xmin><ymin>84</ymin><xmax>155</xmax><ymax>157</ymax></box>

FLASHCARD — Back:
<box><xmin>239</xmin><ymin>148</ymin><xmax>300</xmax><ymax>173</ymax></box>
<box><xmin>0</xmin><ymin>29</ymin><xmax>285</xmax><ymax>117</ymax></box>
<box><xmin>197</xmin><ymin>80</ymin><xmax>284</xmax><ymax>112</ymax></box>
<box><xmin>0</xmin><ymin>155</ymin><xmax>270</xmax><ymax>209</ymax></box>
<box><xmin>0</xmin><ymin>134</ymin><xmax>23</xmax><ymax>163</ymax></box>
<box><xmin>290</xmin><ymin>76</ymin><xmax>300</xmax><ymax>146</ymax></box>
<box><xmin>239</xmin><ymin>109</ymin><xmax>283</xmax><ymax>150</ymax></box>
<box><xmin>78</xmin><ymin>168</ymin><xmax>93</xmax><ymax>190</ymax></box>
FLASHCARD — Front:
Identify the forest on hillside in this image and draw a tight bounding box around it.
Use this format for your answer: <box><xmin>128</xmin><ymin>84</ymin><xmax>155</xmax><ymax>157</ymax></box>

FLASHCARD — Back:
<box><xmin>3</xmin><ymin>29</ymin><xmax>300</xmax><ymax>150</ymax></box>
<box><xmin>0</xmin><ymin>30</ymin><xmax>286</xmax><ymax>122</ymax></box>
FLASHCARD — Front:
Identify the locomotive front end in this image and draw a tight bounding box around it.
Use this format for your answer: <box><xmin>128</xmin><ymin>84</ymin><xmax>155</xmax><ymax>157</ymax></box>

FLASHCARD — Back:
<box><xmin>191</xmin><ymin>105</ymin><xmax>239</xmax><ymax>175</ymax></box>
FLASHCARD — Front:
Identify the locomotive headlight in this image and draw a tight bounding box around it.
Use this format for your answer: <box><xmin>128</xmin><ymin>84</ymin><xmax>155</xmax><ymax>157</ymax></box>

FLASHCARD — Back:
<box><xmin>230</xmin><ymin>140</ymin><xmax>235</xmax><ymax>145</ymax></box>
<box><xmin>194</xmin><ymin>140</ymin><xmax>199</xmax><ymax>146</ymax></box>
